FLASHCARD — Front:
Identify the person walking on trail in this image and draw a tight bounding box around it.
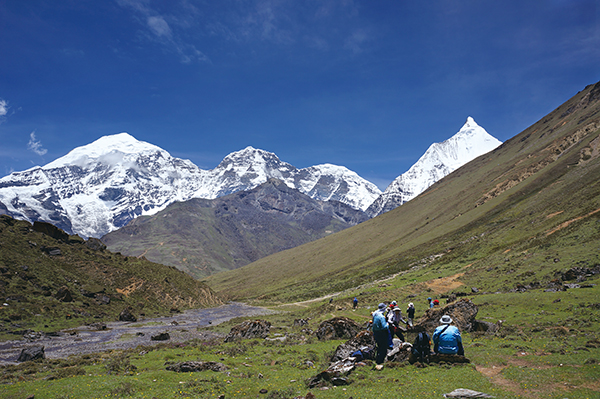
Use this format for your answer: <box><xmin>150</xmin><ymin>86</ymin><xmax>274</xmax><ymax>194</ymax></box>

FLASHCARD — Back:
<box><xmin>353</xmin><ymin>297</ymin><xmax>358</xmax><ymax>309</ymax></box>
<box><xmin>371</xmin><ymin>303</ymin><xmax>390</xmax><ymax>369</ymax></box>
<box><xmin>432</xmin><ymin>315</ymin><xmax>464</xmax><ymax>355</ymax></box>
<box><xmin>387</xmin><ymin>306</ymin><xmax>407</xmax><ymax>341</ymax></box>
<box><xmin>406</xmin><ymin>302</ymin><xmax>415</xmax><ymax>328</ymax></box>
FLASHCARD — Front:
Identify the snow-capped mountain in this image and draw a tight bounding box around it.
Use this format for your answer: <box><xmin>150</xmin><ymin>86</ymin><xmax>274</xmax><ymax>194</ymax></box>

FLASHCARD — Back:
<box><xmin>366</xmin><ymin>117</ymin><xmax>502</xmax><ymax>217</ymax></box>
<box><xmin>0</xmin><ymin>133</ymin><xmax>380</xmax><ymax>238</ymax></box>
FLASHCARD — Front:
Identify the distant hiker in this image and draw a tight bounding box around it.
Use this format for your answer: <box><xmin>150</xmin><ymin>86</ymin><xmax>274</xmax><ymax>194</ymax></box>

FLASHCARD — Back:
<box><xmin>387</xmin><ymin>306</ymin><xmax>406</xmax><ymax>341</ymax></box>
<box><xmin>371</xmin><ymin>303</ymin><xmax>390</xmax><ymax>369</ymax></box>
<box><xmin>411</xmin><ymin>330</ymin><xmax>432</xmax><ymax>364</ymax></box>
<box><xmin>353</xmin><ymin>297</ymin><xmax>358</xmax><ymax>309</ymax></box>
<box><xmin>433</xmin><ymin>315</ymin><xmax>464</xmax><ymax>356</ymax></box>
<box><xmin>407</xmin><ymin>303</ymin><xmax>415</xmax><ymax>328</ymax></box>
<box><xmin>428</xmin><ymin>297</ymin><xmax>433</xmax><ymax>308</ymax></box>
<box><xmin>329</xmin><ymin>297</ymin><xmax>333</xmax><ymax>304</ymax></box>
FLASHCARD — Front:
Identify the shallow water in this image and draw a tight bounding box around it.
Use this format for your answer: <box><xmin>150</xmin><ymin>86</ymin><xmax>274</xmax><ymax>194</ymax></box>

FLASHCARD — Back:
<box><xmin>0</xmin><ymin>302</ymin><xmax>272</xmax><ymax>365</ymax></box>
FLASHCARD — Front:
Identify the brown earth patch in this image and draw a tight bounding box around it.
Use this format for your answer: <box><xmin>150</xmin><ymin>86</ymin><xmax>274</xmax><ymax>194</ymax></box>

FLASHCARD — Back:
<box><xmin>425</xmin><ymin>272</ymin><xmax>465</xmax><ymax>294</ymax></box>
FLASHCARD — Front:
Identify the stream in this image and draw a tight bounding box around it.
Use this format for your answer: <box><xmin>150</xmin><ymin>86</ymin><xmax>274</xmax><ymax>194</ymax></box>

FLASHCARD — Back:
<box><xmin>0</xmin><ymin>302</ymin><xmax>273</xmax><ymax>365</ymax></box>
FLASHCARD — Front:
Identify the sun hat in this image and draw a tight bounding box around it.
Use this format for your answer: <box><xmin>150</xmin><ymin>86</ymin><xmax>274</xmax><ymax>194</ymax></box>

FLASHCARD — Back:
<box><xmin>391</xmin><ymin>301</ymin><xmax>397</xmax><ymax>305</ymax></box>
<box><xmin>427</xmin><ymin>297</ymin><xmax>432</xmax><ymax>300</ymax></box>
<box><xmin>378</xmin><ymin>303</ymin><xmax>386</xmax><ymax>311</ymax></box>
<box><xmin>393</xmin><ymin>307</ymin><xmax>401</xmax><ymax>312</ymax></box>
<box><xmin>408</xmin><ymin>302</ymin><xmax>414</xmax><ymax>307</ymax></box>
<box><xmin>440</xmin><ymin>315</ymin><xmax>453</xmax><ymax>324</ymax></box>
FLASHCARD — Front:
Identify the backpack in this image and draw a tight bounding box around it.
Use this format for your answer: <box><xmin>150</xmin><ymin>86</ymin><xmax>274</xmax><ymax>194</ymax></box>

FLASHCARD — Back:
<box><xmin>411</xmin><ymin>331</ymin><xmax>431</xmax><ymax>358</ymax></box>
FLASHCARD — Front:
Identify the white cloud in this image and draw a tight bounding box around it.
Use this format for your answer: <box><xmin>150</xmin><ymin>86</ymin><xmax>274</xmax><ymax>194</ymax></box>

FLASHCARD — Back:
<box><xmin>147</xmin><ymin>15</ymin><xmax>173</xmax><ymax>38</ymax></box>
<box><xmin>27</xmin><ymin>131</ymin><xmax>48</xmax><ymax>156</ymax></box>
<box><xmin>0</xmin><ymin>99</ymin><xmax>7</xmax><ymax>116</ymax></box>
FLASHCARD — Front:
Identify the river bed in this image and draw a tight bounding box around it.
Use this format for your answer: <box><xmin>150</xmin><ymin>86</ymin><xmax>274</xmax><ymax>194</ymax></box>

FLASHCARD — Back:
<box><xmin>0</xmin><ymin>302</ymin><xmax>272</xmax><ymax>365</ymax></box>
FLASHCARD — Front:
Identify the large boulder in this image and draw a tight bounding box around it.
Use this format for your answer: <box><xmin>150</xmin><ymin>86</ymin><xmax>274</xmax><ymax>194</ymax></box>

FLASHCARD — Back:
<box><xmin>224</xmin><ymin>320</ymin><xmax>271</xmax><ymax>342</ymax></box>
<box><xmin>414</xmin><ymin>298</ymin><xmax>478</xmax><ymax>333</ymax></box>
<box><xmin>316</xmin><ymin>317</ymin><xmax>362</xmax><ymax>341</ymax></box>
<box><xmin>18</xmin><ymin>345</ymin><xmax>45</xmax><ymax>362</ymax></box>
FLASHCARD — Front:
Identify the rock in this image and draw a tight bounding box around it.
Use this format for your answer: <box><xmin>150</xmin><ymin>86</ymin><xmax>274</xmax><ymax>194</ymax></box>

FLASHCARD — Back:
<box><xmin>386</xmin><ymin>339</ymin><xmax>412</xmax><ymax>362</ymax></box>
<box><xmin>471</xmin><ymin>287</ymin><xmax>479</xmax><ymax>293</ymax></box>
<box><xmin>316</xmin><ymin>316</ymin><xmax>362</xmax><ymax>341</ymax></box>
<box><xmin>330</xmin><ymin>330</ymin><xmax>375</xmax><ymax>362</ymax></box>
<box><xmin>55</xmin><ymin>286</ymin><xmax>73</xmax><ymax>302</ymax></box>
<box><xmin>166</xmin><ymin>361</ymin><xmax>227</xmax><ymax>372</ymax></box>
<box><xmin>443</xmin><ymin>388</ymin><xmax>494</xmax><ymax>398</ymax></box>
<box><xmin>41</xmin><ymin>246</ymin><xmax>62</xmax><ymax>256</ymax></box>
<box><xmin>151</xmin><ymin>332</ymin><xmax>170</xmax><ymax>341</ymax></box>
<box><xmin>294</xmin><ymin>318</ymin><xmax>309</xmax><ymax>327</ymax></box>
<box><xmin>471</xmin><ymin>320</ymin><xmax>499</xmax><ymax>334</ymax></box>
<box><xmin>18</xmin><ymin>345</ymin><xmax>45</xmax><ymax>362</ymax></box>
<box><xmin>119</xmin><ymin>307</ymin><xmax>137</xmax><ymax>322</ymax></box>
<box><xmin>224</xmin><ymin>320</ymin><xmax>271</xmax><ymax>342</ymax></box>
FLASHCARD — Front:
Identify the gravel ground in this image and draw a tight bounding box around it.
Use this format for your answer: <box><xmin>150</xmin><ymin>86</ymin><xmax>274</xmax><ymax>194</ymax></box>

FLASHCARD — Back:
<box><xmin>0</xmin><ymin>302</ymin><xmax>273</xmax><ymax>365</ymax></box>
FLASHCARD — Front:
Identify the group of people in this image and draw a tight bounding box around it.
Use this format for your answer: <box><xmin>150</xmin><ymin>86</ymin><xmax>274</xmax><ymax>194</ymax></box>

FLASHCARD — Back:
<box><xmin>370</xmin><ymin>299</ymin><xmax>463</xmax><ymax>368</ymax></box>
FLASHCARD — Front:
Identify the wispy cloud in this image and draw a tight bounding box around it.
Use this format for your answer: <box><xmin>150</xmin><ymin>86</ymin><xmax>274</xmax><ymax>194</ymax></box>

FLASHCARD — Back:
<box><xmin>116</xmin><ymin>0</ymin><xmax>209</xmax><ymax>63</ymax></box>
<box><xmin>0</xmin><ymin>98</ymin><xmax>8</xmax><ymax>125</ymax></box>
<box><xmin>27</xmin><ymin>131</ymin><xmax>48</xmax><ymax>156</ymax></box>
<box><xmin>0</xmin><ymin>99</ymin><xmax>8</xmax><ymax>116</ymax></box>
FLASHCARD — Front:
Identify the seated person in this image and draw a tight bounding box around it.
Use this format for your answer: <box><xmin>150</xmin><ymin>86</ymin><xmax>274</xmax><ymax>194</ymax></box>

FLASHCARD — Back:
<box><xmin>432</xmin><ymin>315</ymin><xmax>464</xmax><ymax>356</ymax></box>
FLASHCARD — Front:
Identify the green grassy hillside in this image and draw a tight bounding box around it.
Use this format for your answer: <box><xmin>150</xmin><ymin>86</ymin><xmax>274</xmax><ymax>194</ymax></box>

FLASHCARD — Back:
<box><xmin>0</xmin><ymin>216</ymin><xmax>221</xmax><ymax>339</ymax></box>
<box><xmin>206</xmin><ymin>81</ymin><xmax>600</xmax><ymax>303</ymax></box>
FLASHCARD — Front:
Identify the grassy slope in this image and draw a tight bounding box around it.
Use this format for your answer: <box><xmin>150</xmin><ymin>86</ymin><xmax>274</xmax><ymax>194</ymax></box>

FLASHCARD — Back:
<box><xmin>0</xmin><ymin>216</ymin><xmax>221</xmax><ymax>338</ymax></box>
<box><xmin>206</xmin><ymin>81</ymin><xmax>600</xmax><ymax>303</ymax></box>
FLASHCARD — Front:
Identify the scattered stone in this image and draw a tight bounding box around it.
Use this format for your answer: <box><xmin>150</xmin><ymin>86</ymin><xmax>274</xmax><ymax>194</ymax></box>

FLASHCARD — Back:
<box><xmin>18</xmin><ymin>345</ymin><xmax>45</xmax><ymax>362</ymax></box>
<box><xmin>294</xmin><ymin>318</ymin><xmax>309</xmax><ymax>327</ymax></box>
<box><xmin>166</xmin><ymin>361</ymin><xmax>227</xmax><ymax>372</ymax></box>
<box><xmin>224</xmin><ymin>320</ymin><xmax>271</xmax><ymax>342</ymax></box>
<box><xmin>316</xmin><ymin>316</ymin><xmax>362</xmax><ymax>341</ymax></box>
<box><xmin>443</xmin><ymin>388</ymin><xmax>494</xmax><ymax>398</ymax></box>
<box><xmin>151</xmin><ymin>332</ymin><xmax>170</xmax><ymax>341</ymax></box>
<box><xmin>471</xmin><ymin>287</ymin><xmax>479</xmax><ymax>293</ymax></box>
<box><xmin>259</xmin><ymin>388</ymin><xmax>268</xmax><ymax>394</ymax></box>
<box><xmin>119</xmin><ymin>307</ymin><xmax>137</xmax><ymax>322</ymax></box>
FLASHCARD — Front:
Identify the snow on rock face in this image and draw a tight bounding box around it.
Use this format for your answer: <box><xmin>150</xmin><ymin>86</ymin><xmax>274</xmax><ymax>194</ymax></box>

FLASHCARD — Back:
<box><xmin>0</xmin><ymin>139</ymin><xmax>380</xmax><ymax>238</ymax></box>
<box><xmin>366</xmin><ymin>117</ymin><xmax>502</xmax><ymax>217</ymax></box>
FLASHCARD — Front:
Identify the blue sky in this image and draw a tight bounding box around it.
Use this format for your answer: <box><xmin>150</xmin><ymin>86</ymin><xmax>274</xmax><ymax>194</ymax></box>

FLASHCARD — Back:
<box><xmin>1</xmin><ymin>0</ymin><xmax>599</xmax><ymax>190</ymax></box>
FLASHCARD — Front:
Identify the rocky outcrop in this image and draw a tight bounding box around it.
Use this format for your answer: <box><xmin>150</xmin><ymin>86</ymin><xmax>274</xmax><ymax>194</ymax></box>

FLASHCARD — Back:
<box><xmin>316</xmin><ymin>317</ymin><xmax>362</xmax><ymax>341</ymax></box>
<box><xmin>224</xmin><ymin>320</ymin><xmax>271</xmax><ymax>342</ymax></box>
<box><xmin>166</xmin><ymin>361</ymin><xmax>227</xmax><ymax>372</ymax></box>
<box><xmin>118</xmin><ymin>307</ymin><xmax>137</xmax><ymax>322</ymax></box>
<box><xmin>18</xmin><ymin>345</ymin><xmax>45</xmax><ymax>362</ymax></box>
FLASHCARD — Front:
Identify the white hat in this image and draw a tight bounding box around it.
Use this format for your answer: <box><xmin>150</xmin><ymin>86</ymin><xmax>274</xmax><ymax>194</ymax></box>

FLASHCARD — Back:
<box><xmin>393</xmin><ymin>307</ymin><xmax>401</xmax><ymax>312</ymax></box>
<box><xmin>440</xmin><ymin>315</ymin><xmax>453</xmax><ymax>324</ymax></box>
<box><xmin>408</xmin><ymin>303</ymin><xmax>414</xmax><ymax>307</ymax></box>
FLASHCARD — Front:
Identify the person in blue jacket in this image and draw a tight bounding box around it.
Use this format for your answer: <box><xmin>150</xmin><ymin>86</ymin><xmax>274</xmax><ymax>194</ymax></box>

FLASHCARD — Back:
<box><xmin>432</xmin><ymin>315</ymin><xmax>464</xmax><ymax>355</ymax></box>
<box><xmin>371</xmin><ymin>303</ymin><xmax>390</xmax><ymax>368</ymax></box>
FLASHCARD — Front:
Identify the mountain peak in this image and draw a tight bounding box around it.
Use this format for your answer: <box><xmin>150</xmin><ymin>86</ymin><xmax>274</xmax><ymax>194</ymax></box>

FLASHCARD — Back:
<box><xmin>44</xmin><ymin>132</ymin><xmax>165</xmax><ymax>170</ymax></box>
